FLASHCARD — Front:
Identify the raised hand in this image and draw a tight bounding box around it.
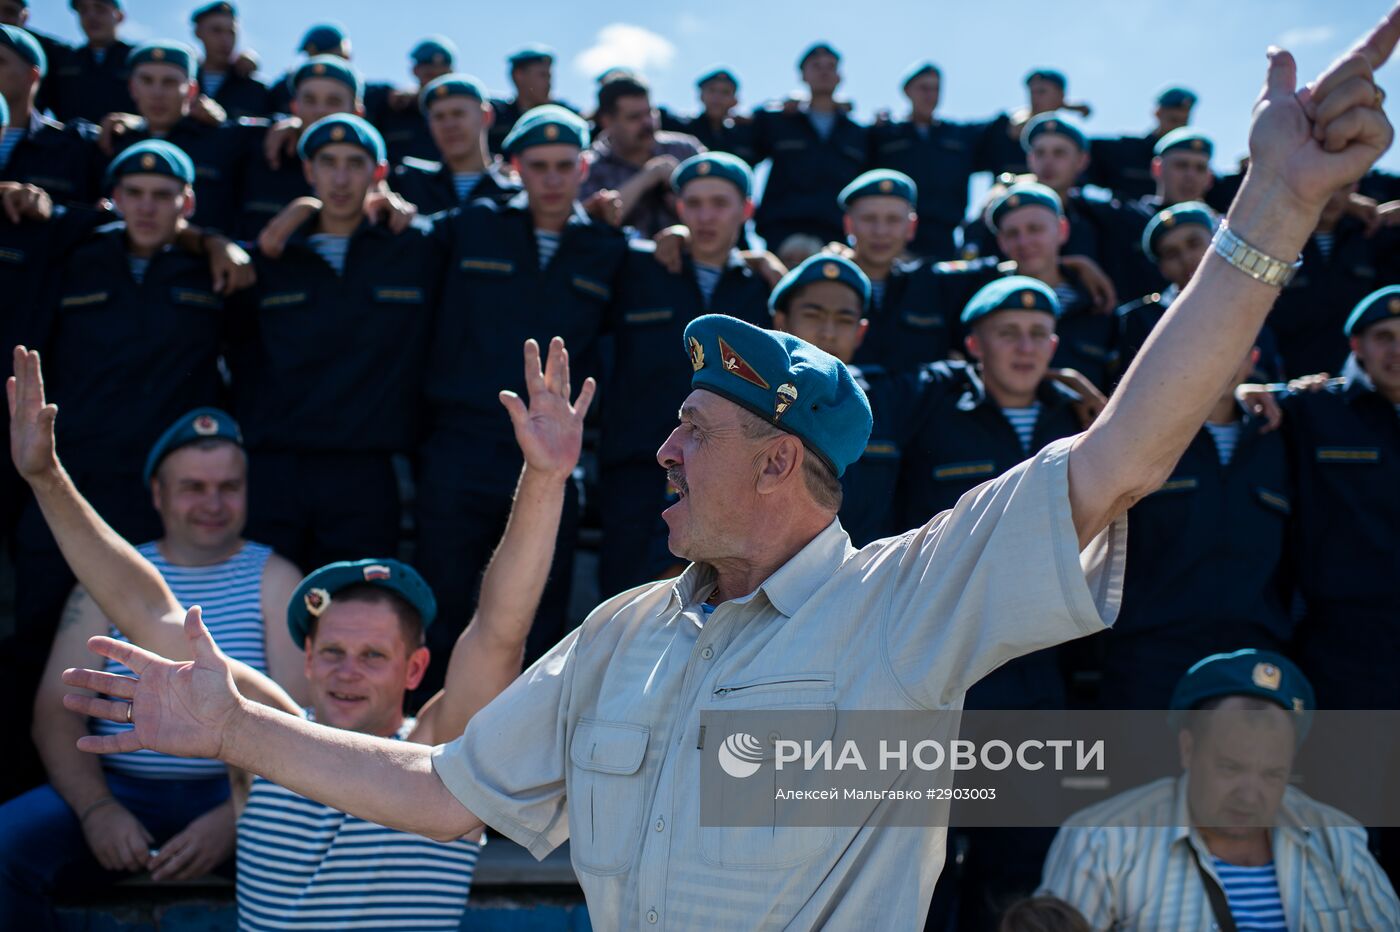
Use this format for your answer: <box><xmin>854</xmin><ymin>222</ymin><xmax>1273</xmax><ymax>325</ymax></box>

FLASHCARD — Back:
<box><xmin>498</xmin><ymin>337</ymin><xmax>595</xmax><ymax>481</ymax></box>
<box><xmin>8</xmin><ymin>346</ymin><xmax>60</xmax><ymax>482</ymax></box>
<box><xmin>61</xmin><ymin>606</ymin><xmax>243</xmax><ymax>761</ymax></box>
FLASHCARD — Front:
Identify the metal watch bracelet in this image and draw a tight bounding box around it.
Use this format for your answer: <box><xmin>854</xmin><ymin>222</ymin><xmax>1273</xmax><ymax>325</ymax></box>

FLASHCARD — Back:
<box><xmin>1211</xmin><ymin>221</ymin><xmax>1302</xmax><ymax>288</ymax></box>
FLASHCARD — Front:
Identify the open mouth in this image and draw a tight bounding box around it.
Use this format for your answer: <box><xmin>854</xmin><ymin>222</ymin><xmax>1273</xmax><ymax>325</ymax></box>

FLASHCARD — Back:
<box><xmin>667</xmin><ymin>466</ymin><xmax>688</xmax><ymax>499</ymax></box>
<box><xmin>328</xmin><ymin>691</ymin><xmax>367</xmax><ymax>703</ymax></box>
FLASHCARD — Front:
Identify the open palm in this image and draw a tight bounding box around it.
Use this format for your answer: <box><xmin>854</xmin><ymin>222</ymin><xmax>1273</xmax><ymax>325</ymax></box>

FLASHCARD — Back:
<box><xmin>498</xmin><ymin>337</ymin><xmax>595</xmax><ymax>480</ymax></box>
<box><xmin>8</xmin><ymin>346</ymin><xmax>60</xmax><ymax>480</ymax></box>
<box><xmin>62</xmin><ymin>607</ymin><xmax>243</xmax><ymax>761</ymax></box>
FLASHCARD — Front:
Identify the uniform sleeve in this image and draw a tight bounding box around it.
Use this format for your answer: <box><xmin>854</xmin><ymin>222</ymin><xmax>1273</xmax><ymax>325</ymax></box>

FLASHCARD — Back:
<box><xmin>1037</xmin><ymin>825</ymin><xmax>1120</xmax><ymax>929</ymax></box>
<box><xmin>431</xmin><ymin>626</ymin><xmax>580</xmax><ymax>860</ymax></box>
<box><xmin>879</xmin><ymin>435</ymin><xmax>1126</xmax><ymax>709</ymax></box>
<box><xmin>1330</xmin><ymin>824</ymin><xmax>1400</xmax><ymax>929</ymax></box>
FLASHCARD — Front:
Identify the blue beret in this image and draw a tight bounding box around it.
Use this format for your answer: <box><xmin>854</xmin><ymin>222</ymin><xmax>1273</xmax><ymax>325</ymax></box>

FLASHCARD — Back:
<box><xmin>1021</xmin><ymin>112</ymin><xmax>1087</xmax><ymax>152</ymax></box>
<box><xmin>1141</xmin><ymin>201</ymin><xmax>1218</xmax><ymax>262</ymax></box>
<box><xmin>1156</xmin><ymin>86</ymin><xmax>1197</xmax><ymax>109</ymax></box>
<box><xmin>838</xmin><ymin>169</ymin><xmax>917</xmax><ymax>209</ymax></box>
<box><xmin>299</xmin><ymin>23</ymin><xmax>347</xmax><ymax>56</ymax></box>
<box><xmin>987</xmin><ymin>182</ymin><xmax>1063</xmax><ymax>232</ymax></box>
<box><xmin>1168</xmin><ymin>649</ymin><xmax>1314</xmax><ymax>741</ymax></box>
<box><xmin>190</xmin><ymin>1</ymin><xmax>235</xmax><ymax>22</ymax></box>
<box><xmin>501</xmin><ymin>104</ymin><xmax>589</xmax><ymax>156</ymax></box>
<box><xmin>419</xmin><ymin>72</ymin><xmax>486</xmax><ymax>114</ymax></box>
<box><xmin>292</xmin><ymin>55</ymin><xmax>362</xmax><ymax>100</ymax></box>
<box><xmin>143</xmin><ymin>407</ymin><xmax>243</xmax><ymax>484</ymax></box>
<box><xmin>960</xmin><ymin>275</ymin><xmax>1060</xmax><ymax>326</ymax></box>
<box><xmin>1154</xmin><ymin>127</ymin><xmax>1213</xmax><ymax>159</ymax></box>
<box><xmin>71</xmin><ymin>0</ymin><xmax>120</xmax><ymax>7</ymax></box>
<box><xmin>105</xmin><ymin>139</ymin><xmax>196</xmax><ymax>190</ymax></box>
<box><xmin>0</xmin><ymin>91</ymin><xmax>7</xmax><ymax>127</ymax></box>
<box><xmin>769</xmin><ymin>253</ymin><xmax>871</xmax><ymax>315</ymax></box>
<box><xmin>411</xmin><ymin>35</ymin><xmax>456</xmax><ymax>67</ymax></box>
<box><xmin>900</xmin><ymin>60</ymin><xmax>941</xmax><ymax>89</ymax></box>
<box><xmin>128</xmin><ymin>41</ymin><xmax>197</xmax><ymax>78</ymax></box>
<box><xmin>298</xmin><ymin>113</ymin><xmax>386</xmax><ymax>163</ymax></box>
<box><xmin>671</xmin><ymin>152</ymin><xmax>753</xmax><ymax>198</ymax></box>
<box><xmin>288</xmin><ymin>559</ymin><xmax>437</xmax><ymax>649</ymax></box>
<box><xmin>507</xmin><ymin>44</ymin><xmax>554</xmax><ymax>68</ymax></box>
<box><xmin>696</xmin><ymin>66</ymin><xmax>739</xmax><ymax>90</ymax></box>
<box><xmin>1024</xmin><ymin>68</ymin><xmax>1066</xmax><ymax>90</ymax></box>
<box><xmin>1344</xmin><ymin>284</ymin><xmax>1400</xmax><ymax>337</ymax></box>
<box><xmin>684</xmin><ymin>314</ymin><xmax>872</xmax><ymax>477</ymax></box>
<box><xmin>798</xmin><ymin>42</ymin><xmax>840</xmax><ymax>69</ymax></box>
<box><xmin>0</xmin><ymin>25</ymin><xmax>46</xmax><ymax>77</ymax></box>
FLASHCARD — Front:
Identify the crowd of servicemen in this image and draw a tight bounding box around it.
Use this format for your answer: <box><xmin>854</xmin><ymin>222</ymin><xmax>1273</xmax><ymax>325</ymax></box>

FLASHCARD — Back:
<box><xmin>0</xmin><ymin>0</ymin><xmax>1397</xmax><ymax>929</ymax></box>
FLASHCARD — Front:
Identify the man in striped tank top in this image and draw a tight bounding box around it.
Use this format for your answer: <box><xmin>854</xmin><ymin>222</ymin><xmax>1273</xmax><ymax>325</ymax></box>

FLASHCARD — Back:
<box><xmin>1041</xmin><ymin>650</ymin><xmax>1399</xmax><ymax>929</ymax></box>
<box><xmin>0</xmin><ymin>406</ymin><xmax>304</xmax><ymax>929</ymax></box>
<box><xmin>10</xmin><ymin>338</ymin><xmax>588</xmax><ymax>931</ymax></box>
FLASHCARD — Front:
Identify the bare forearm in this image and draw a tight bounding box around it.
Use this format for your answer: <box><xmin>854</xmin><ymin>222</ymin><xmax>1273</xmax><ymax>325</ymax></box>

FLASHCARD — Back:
<box><xmin>614</xmin><ymin>171</ymin><xmax>659</xmax><ymax>221</ymax></box>
<box><xmin>222</xmin><ymin>700</ymin><xmax>481</xmax><ymax>841</ymax></box>
<box><xmin>475</xmin><ymin>465</ymin><xmax>567</xmax><ymax>647</ymax></box>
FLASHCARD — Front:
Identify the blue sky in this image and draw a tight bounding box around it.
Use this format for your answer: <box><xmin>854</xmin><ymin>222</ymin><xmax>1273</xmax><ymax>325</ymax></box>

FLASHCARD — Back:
<box><xmin>27</xmin><ymin>0</ymin><xmax>1400</xmax><ymax>173</ymax></box>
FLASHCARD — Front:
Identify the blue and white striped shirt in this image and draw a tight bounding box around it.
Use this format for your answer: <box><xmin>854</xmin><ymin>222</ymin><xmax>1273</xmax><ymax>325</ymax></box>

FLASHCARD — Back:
<box><xmin>535</xmin><ymin>230</ymin><xmax>561</xmax><ymax>269</ymax></box>
<box><xmin>1002</xmin><ymin>403</ymin><xmax>1041</xmax><ymax>454</ymax></box>
<box><xmin>452</xmin><ymin>171</ymin><xmax>482</xmax><ymax>202</ymax></box>
<box><xmin>94</xmin><ymin>541</ymin><xmax>271</xmax><ymax>779</ymax></box>
<box><xmin>308</xmin><ymin>233</ymin><xmax>350</xmax><ymax>274</ymax></box>
<box><xmin>693</xmin><ymin>261</ymin><xmax>722</xmax><ymax>308</ymax></box>
<box><xmin>1205</xmin><ymin>420</ymin><xmax>1242</xmax><ymax>466</ymax></box>
<box><xmin>237</xmin><ymin>715</ymin><xmax>481</xmax><ymax>931</ymax></box>
<box><xmin>1214</xmin><ymin>858</ymin><xmax>1288</xmax><ymax>932</ymax></box>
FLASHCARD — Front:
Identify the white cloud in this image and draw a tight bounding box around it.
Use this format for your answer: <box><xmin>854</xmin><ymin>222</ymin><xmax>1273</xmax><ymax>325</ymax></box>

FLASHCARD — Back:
<box><xmin>573</xmin><ymin>23</ymin><xmax>676</xmax><ymax>79</ymax></box>
<box><xmin>1277</xmin><ymin>25</ymin><xmax>1336</xmax><ymax>49</ymax></box>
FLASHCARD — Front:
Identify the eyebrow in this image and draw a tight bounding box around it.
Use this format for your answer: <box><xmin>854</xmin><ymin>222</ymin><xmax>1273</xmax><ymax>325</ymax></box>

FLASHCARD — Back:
<box><xmin>794</xmin><ymin>299</ymin><xmax>860</xmax><ymax>317</ymax></box>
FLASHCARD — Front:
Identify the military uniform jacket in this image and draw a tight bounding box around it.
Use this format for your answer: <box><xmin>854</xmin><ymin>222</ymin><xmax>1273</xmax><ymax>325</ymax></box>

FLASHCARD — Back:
<box><xmin>1281</xmin><ymin>379</ymin><xmax>1400</xmax><ymax>615</ymax></box>
<box><xmin>1117</xmin><ymin>416</ymin><xmax>1293</xmax><ymax>641</ymax></box>
<box><xmin>232</xmin><ymin>119</ymin><xmax>312</xmax><ymax>241</ymax></box>
<box><xmin>0</xmin><ymin>205</ymin><xmax>110</xmax><ymax>355</ymax></box>
<box><xmin>0</xmin><ymin>113</ymin><xmax>101</xmax><ymax>206</ymax></box>
<box><xmin>602</xmin><ymin>242</ymin><xmax>771</xmax><ymax>467</ymax></box>
<box><xmin>1268</xmin><ymin>217</ymin><xmax>1400</xmax><ymax>378</ymax></box>
<box><xmin>1049</xmin><ymin>268</ymin><xmax>1118</xmax><ymax>392</ymax></box>
<box><xmin>389</xmin><ymin>158</ymin><xmax>520</xmax><ymax>215</ymax></box>
<box><xmin>669</xmin><ymin>113</ymin><xmax>758</xmax><ymax>166</ymax></box>
<box><xmin>868</xmin><ymin>118</ymin><xmax>994</xmax><ymax>258</ymax></box>
<box><xmin>1087</xmin><ymin>131</ymin><xmax>1159</xmax><ymax>201</ymax></box>
<box><xmin>47</xmin><ymin>40</ymin><xmax>136</xmax><ymax>125</ymax></box>
<box><xmin>851</xmin><ymin>257</ymin><xmax>1000</xmax><ymax>374</ymax></box>
<box><xmin>426</xmin><ymin>194</ymin><xmax>627</xmax><ymax>442</ymax></box>
<box><xmin>751</xmin><ymin>106</ymin><xmax>867</xmax><ymax>240</ymax></box>
<box><xmin>198</xmin><ymin>66</ymin><xmax>270</xmax><ymax>121</ymax></box>
<box><xmin>47</xmin><ymin>228</ymin><xmax>226</xmax><ymax>474</ymax></box>
<box><xmin>108</xmin><ymin>117</ymin><xmax>246</xmax><ymax>233</ymax></box>
<box><xmin>230</xmin><ymin>217</ymin><xmax>444</xmax><ymax>453</ymax></box>
<box><xmin>365</xmin><ymin>83</ymin><xmax>438</xmax><ymax>166</ymax></box>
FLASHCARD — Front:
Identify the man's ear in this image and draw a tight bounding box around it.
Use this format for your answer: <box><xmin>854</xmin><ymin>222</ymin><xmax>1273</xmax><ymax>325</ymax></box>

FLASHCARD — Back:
<box><xmin>181</xmin><ymin>186</ymin><xmax>197</xmax><ymax>220</ymax></box>
<box><xmin>1056</xmin><ymin>216</ymin><xmax>1070</xmax><ymax>247</ymax></box>
<box><xmin>404</xmin><ymin>645</ymin><xmax>431</xmax><ymax>690</ymax></box>
<box><xmin>1151</xmin><ymin>157</ymin><xmax>1163</xmax><ymax>181</ymax></box>
<box><xmin>373</xmin><ymin>161</ymin><xmax>388</xmax><ymax>184</ymax></box>
<box><xmin>755</xmin><ymin>433</ymin><xmax>803</xmax><ymax>494</ymax></box>
<box><xmin>1178</xmin><ymin>727</ymin><xmax>1195</xmax><ymax>771</ymax></box>
<box><xmin>853</xmin><ymin>319</ymin><xmax>869</xmax><ymax>351</ymax></box>
<box><xmin>481</xmin><ymin>101</ymin><xmax>495</xmax><ymax>128</ymax></box>
<box><xmin>743</xmin><ymin>198</ymin><xmax>755</xmax><ymax>221</ymax></box>
<box><xmin>964</xmin><ymin>331</ymin><xmax>982</xmax><ymax>361</ymax></box>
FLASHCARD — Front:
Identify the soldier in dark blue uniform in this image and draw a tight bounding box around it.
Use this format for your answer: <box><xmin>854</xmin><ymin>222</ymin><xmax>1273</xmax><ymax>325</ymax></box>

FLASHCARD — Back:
<box><xmin>364</xmin><ymin>36</ymin><xmax>454</xmax><ymax>167</ymax></box>
<box><xmin>978</xmin><ymin>68</ymin><xmax>1082</xmax><ymax>178</ymax></box>
<box><xmin>190</xmin><ymin>2</ymin><xmax>267</xmax><ymax>120</ymax></box>
<box><xmin>751</xmin><ymin>42</ymin><xmax>867</xmax><ymax>251</ymax></box>
<box><xmin>1267</xmin><ymin>183</ymin><xmax>1400</xmax><ymax>378</ymax></box>
<box><xmin>234</xmin><ymin>54</ymin><xmax>362</xmax><ymax>240</ymax></box>
<box><xmin>389</xmin><ymin>73</ymin><xmax>519</xmax><ymax>214</ymax></box>
<box><xmin>416</xmin><ymin>105</ymin><xmax>626</xmax><ymax>689</ymax></box>
<box><xmin>664</xmin><ymin>67</ymin><xmax>757</xmax><ymax>166</ymax></box>
<box><xmin>265</xmin><ymin>23</ymin><xmax>349</xmax><ymax>116</ymax></box>
<box><xmin>599</xmin><ymin>153</ymin><xmax>771</xmax><ymax>594</ymax></box>
<box><xmin>103</xmin><ymin>41</ymin><xmax>243</xmax><ymax>232</ymax></box>
<box><xmin>868</xmin><ymin>61</ymin><xmax>998</xmax><ymax>261</ymax></box>
<box><xmin>228</xmin><ymin>115</ymin><xmax>442</xmax><ymax>574</ymax></box>
<box><xmin>0</xmin><ymin>2</ymin><xmax>68</xmax><ymax>117</ymax></box>
<box><xmin>486</xmin><ymin>45</ymin><xmax>572</xmax><ymax>157</ymax></box>
<box><xmin>1093</xmin><ymin>343</ymin><xmax>1293</xmax><ymax>710</ymax></box>
<box><xmin>1125</xmin><ymin>127</ymin><xmax>1216</xmax><ymax>220</ymax></box>
<box><xmin>46</xmin><ymin>0</ymin><xmax>134</xmax><ymax>125</ymax></box>
<box><xmin>1088</xmin><ymin>86</ymin><xmax>1197</xmax><ymax>201</ymax></box>
<box><xmin>0</xmin><ymin>25</ymin><xmax>100</xmax><ymax>205</ymax></box>
<box><xmin>1280</xmin><ymin>287</ymin><xmax>1400</xmax><ymax>711</ymax></box>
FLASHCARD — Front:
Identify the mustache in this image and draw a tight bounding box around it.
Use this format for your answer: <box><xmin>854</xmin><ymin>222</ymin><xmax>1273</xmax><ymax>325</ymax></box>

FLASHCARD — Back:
<box><xmin>667</xmin><ymin>465</ymin><xmax>688</xmax><ymax>496</ymax></box>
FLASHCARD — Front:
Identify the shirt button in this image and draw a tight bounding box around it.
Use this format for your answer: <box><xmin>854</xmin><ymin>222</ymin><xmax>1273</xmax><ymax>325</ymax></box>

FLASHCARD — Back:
<box><xmin>701</xmin><ymin>646</ymin><xmax>714</xmax><ymax>660</ymax></box>
<box><xmin>655</xmin><ymin>818</ymin><xmax>665</xmax><ymax>832</ymax></box>
<box><xmin>647</xmin><ymin>909</ymin><xmax>659</xmax><ymax>924</ymax></box>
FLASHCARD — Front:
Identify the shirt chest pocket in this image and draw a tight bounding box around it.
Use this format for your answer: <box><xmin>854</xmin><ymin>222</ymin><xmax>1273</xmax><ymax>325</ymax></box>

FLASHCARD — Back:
<box><xmin>568</xmin><ymin>719</ymin><xmax>650</xmax><ymax>875</ymax></box>
<box><xmin>700</xmin><ymin>673</ymin><xmax>838</xmax><ymax>870</ymax></box>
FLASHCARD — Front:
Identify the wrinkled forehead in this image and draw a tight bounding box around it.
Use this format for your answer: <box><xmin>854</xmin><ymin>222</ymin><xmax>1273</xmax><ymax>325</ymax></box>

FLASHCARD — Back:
<box><xmin>311</xmin><ymin>599</ymin><xmax>405</xmax><ymax>645</ymax></box>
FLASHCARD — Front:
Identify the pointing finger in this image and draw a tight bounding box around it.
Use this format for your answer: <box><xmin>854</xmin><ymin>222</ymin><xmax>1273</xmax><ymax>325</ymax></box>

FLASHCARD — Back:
<box><xmin>1355</xmin><ymin>1</ymin><xmax>1400</xmax><ymax>71</ymax></box>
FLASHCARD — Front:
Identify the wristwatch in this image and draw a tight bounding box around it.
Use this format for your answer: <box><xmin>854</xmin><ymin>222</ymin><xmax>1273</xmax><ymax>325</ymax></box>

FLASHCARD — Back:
<box><xmin>1212</xmin><ymin>221</ymin><xmax>1302</xmax><ymax>288</ymax></box>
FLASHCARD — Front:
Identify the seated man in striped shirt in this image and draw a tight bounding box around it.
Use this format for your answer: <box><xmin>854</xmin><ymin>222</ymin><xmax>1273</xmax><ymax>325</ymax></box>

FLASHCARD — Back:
<box><xmin>1040</xmin><ymin>650</ymin><xmax>1400</xmax><ymax>931</ymax></box>
<box><xmin>0</xmin><ymin>406</ymin><xmax>304</xmax><ymax>930</ymax></box>
<box><xmin>8</xmin><ymin>338</ymin><xmax>588</xmax><ymax>931</ymax></box>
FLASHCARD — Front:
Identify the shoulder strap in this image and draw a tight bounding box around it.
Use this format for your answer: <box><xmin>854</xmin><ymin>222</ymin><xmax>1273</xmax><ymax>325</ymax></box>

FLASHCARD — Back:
<box><xmin>1188</xmin><ymin>843</ymin><xmax>1238</xmax><ymax>932</ymax></box>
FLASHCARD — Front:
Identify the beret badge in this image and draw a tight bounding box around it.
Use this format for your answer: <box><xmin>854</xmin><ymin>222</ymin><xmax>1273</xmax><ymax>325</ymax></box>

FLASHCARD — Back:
<box><xmin>304</xmin><ymin>587</ymin><xmax>331</xmax><ymax>617</ymax></box>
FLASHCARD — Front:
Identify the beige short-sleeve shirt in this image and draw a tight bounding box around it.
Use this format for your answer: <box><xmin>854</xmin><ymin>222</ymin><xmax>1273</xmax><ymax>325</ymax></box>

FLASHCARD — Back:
<box><xmin>433</xmin><ymin>436</ymin><xmax>1126</xmax><ymax>929</ymax></box>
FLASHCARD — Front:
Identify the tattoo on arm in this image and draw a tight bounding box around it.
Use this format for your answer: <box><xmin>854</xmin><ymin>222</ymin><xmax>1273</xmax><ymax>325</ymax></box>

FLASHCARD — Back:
<box><xmin>59</xmin><ymin>587</ymin><xmax>89</xmax><ymax>630</ymax></box>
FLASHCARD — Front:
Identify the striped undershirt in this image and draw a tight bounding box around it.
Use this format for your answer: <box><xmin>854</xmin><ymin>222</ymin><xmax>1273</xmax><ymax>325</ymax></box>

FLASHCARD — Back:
<box><xmin>236</xmin><ymin>714</ymin><xmax>481</xmax><ymax>931</ymax></box>
<box><xmin>536</xmin><ymin>230</ymin><xmax>561</xmax><ymax>268</ymax></box>
<box><xmin>1212</xmin><ymin>858</ymin><xmax>1288</xmax><ymax>932</ymax></box>
<box><xmin>308</xmin><ymin>233</ymin><xmax>350</xmax><ymax>274</ymax></box>
<box><xmin>0</xmin><ymin>128</ymin><xmax>20</xmax><ymax>170</ymax></box>
<box><xmin>1204</xmin><ymin>420</ymin><xmax>1241</xmax><ymax>466</ymax></box>
<box><xmin>693</xmin><ymin>261</ymin><xmax>722</xmax><ymax>307</ymax></box>
<box><xmin>452</xmin><ymin>171</ymin><xmax>482</xmax><ymax>202</ymax></box>
<box><xmin>94</xmin><ymin>541</ymin><xmax>271</xmax><ymax>779</ymax></box>
<box><xmin>128</xmin><ymin>256</ymin><xmax>151</xmax><ymax>284</ymax></box>
<box><xmin>1002</xmin><ymin>403</ymin><xmax>1040</xmax><ymax>453</ymax></box>
<box><xmin>1052</xmin><ymin>281</ymin><xmax>1081</xmax><ymax>314</ymax></box>
<box><xmin>870</xmin><ymin>279</ymin><xmax>887</xmax><ymax>310</ymax></box>
<box><xmin>202</xmin><ymin>72</ymin><xmax>227</xmax><ymax>98</ymax></box>
<box><xmin>1313</xmin><ymin>231</ymin><xmax>1335</xmax><ymax>261</ymax></box>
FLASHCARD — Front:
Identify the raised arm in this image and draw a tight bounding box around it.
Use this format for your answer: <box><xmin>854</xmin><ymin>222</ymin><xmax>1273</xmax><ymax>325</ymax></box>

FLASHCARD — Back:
<box><xmin>8</xmin><ymin>347</ymin><xmax>299</xmax><ymax>715</ymax></box>
<box><xmin>1067</xmin><ymin>8</ymin><xmax>1399</xmax><ymax>547</ymax></box>
<box><xmin>412</xmin><ymin>337</ymin><xmax>594</xmax><ymax>745</ymax></box>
